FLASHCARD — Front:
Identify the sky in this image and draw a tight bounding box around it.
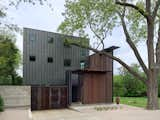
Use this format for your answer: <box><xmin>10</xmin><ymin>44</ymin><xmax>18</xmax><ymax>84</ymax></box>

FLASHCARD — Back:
<box><xmin>5</xmin><ymin>0</ymin><xmax>148</xmax><ymax>76</ymax></box>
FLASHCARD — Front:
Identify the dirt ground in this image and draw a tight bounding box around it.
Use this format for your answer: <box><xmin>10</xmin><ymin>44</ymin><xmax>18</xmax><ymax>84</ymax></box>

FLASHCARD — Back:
<box><xmin>32</xmin><ymin>104</ymin><xmax>160</xmax><ymax>120</ymax></box>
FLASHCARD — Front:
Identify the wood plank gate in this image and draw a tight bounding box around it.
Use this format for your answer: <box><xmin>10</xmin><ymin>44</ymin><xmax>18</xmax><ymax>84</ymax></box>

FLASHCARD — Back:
<box><xmin>31</xmin><ymin>86</ymin><xmax>68</xmax><ymax>110</ymax></box>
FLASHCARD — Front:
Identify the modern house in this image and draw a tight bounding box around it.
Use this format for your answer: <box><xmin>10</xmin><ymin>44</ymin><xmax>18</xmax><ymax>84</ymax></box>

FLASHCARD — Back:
<box><xmin>23</xmin><ymin>28</ymin><xmax>118</xmax><ymax>110</ymax></box>
<box><xmin>23</xmin><ymin>28</ymin><xmax>89</xmax><ymax>85</ymax></box>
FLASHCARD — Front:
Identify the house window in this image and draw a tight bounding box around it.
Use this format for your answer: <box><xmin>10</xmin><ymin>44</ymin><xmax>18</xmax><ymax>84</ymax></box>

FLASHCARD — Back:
<box><xmin>29</xmin><ymin>32</ymin><xmax>36</xmax><ymax>41</ymax></box>
<box><xmin>64</xmin><ymin>59</ymin><xmax>71</xmax><ymax>67</ymax></box>
<box><xmin>80</xmin><ymin>60</ymin><xmax>85</xmax><ymax>69</ymax></box>
<box><xmin>48</xmin><ymin>57</ymin><xmax>53</xmax><ymax>63</ymax></box>
<box><xmin>81</xmin><ymin>49</ymin><xmax>86</xmax><ymax>56</ymax></box>
<box><xmin>48</xmin><ymin>36</ymin><xmax>54</xmax><ymax>43</ymax></box>
<box><xmin>29</xmin><ymin>56</ymin><xmax>36</xmax><ymax>62</ymax></box>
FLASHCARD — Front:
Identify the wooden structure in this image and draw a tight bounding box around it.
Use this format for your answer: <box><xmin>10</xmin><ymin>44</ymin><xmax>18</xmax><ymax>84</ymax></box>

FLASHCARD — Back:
<box><xmin>30</xmin><ymin>46</ymin><xmax>118</xmax><ymax>110</ymax></box>
<box><xmin>31</xmin><ymin>86</ymin><xmax>68</xmax><ymax>110</ymax></box>
<box><xmin>70</xmin><ymin>46</ymin><xmax>118</xmax><ymax>104</ymax></box>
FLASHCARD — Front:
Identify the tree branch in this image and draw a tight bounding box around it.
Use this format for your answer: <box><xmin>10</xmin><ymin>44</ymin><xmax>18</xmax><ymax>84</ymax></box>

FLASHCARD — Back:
<box><xmin>115</xmin><ymin>1</ymin><xmax>148</xmax><ymax>19</ymax></box>
<box><xmin>69</xmin><ymin>42</ymin><xmax>147</xmax><ymax>84</ymax></box>
<box><xmin>153</xmin><ymin>0</ymin><xmax>160</xmax><ymax>19</ymax></box>
<box><xmin>88</xmin><ymin>21</ymin><xmax>105</xmax><ymax>49</ymax></box>
<box><xmin>117</xmin><ymin>11</ymin><xmax>149</xmax><ymax>76</ymax></box>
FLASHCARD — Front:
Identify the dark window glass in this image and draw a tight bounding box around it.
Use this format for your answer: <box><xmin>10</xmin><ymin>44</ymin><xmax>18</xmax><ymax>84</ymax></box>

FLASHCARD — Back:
<box><xmin>48</xmin><ymin>57</ymin><xmax>53</xmax><ymax>63</ymax></box>
<box><xmin>64</xmin><ymin>59</ymin><xmax>71</xmax><ymax>67</ymax></box>
<box><xmin>29</xmin><ymin>56</ymin><xmax>36</xmax><ymax>61</ymax></box>
<box><xmin>48</xmin><ymin>37</ymin><xmax>54</xmax><ymax>43</ymax></box>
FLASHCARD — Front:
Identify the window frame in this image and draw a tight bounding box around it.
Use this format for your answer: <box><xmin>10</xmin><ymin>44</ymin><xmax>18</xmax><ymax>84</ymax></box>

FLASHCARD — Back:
<box><xmin>47</xmin><ymin>57</ymin><xmax>53</xmax><ymax>63</ymax></box>
<box><xmin>29</xmin><ymin>56</ymin><xmax>36</xmax><ymax>62</ymax></box>
<box><xmin>64</xmin><ymin>59</ymin><xmax>71</xmax><ymax>67</ymax></box>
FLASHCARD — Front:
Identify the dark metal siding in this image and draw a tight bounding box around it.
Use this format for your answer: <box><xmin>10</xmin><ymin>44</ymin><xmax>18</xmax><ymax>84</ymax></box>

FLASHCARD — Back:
<box><xmin>23</xmin><ymin>28</ymin><xmax>89</xmax><ymax>85</ymax></box>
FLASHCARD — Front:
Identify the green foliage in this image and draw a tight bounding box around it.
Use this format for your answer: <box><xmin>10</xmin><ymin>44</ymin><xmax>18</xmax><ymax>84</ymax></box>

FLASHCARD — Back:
<box><xmin>0</xmin><ymin>96</ymin><xmax>4</xmax><ymax>112</ymax></box>
<box><xmin>58</xmin><ymin>0</ymin><xmax>118</xmax><ymax>47</ymax></box>
<box><xmin>0</xmin><ymin>34</ymin><xmax>22</xmax><ymax>85</ymax></box>
<box><xmin>117</xmin><ymin>97</ymin><xmax>160</xmax><ymax>108</ymax></box>
<box><xmin>120</xmin><ymin>64</ymin><xmax>146</xmax><ymax>97</ymax></box>
<box><xmin>114</xmin><ymin>64</ymin><xmax>146</xmax><ymax>97</ymax></box>
<box><xmin>113</xmin><ymin>75</ymin><xmax>126</xmax><ymax>97</ymax></box>
<box><xmin>158</xmin><ymin>74</ymin><xmax>160</xmax><ymax>97</ymax></box>
<box><xmin>58</xmin><ymin>0</ymin><xmax>158</xmax><ymax>46</ymax></box>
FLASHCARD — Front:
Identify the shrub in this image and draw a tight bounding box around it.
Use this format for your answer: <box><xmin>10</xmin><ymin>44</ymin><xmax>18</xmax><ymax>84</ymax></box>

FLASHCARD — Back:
<box><xmin>113</xmin><ymin>75</ymin><xmax>126</xmax><ymax>97</ymax></box>
<box><xmin>0</xmin><ymin>95</ymin><xmax>4</xmax><ymax>112</ymax></box>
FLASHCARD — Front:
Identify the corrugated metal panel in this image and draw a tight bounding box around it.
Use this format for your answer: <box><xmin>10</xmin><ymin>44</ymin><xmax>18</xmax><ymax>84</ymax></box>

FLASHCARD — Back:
<box><xmin>23</xmin><ymin>28</ymin><xmax>89</xmax><ymax>85</ymax></box>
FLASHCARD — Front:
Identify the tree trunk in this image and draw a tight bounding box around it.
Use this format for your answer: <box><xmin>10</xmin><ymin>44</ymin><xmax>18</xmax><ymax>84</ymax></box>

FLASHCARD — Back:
<box><xmin>147</xmin><ymin>71</ymin><xmax>159</xmax><ymax>109</ymax></box>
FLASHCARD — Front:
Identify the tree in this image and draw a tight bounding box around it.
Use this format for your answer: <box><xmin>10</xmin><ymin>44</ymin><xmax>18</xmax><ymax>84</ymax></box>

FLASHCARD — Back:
<box><xmin>119</xmin><ymin>64</ymin><xmax>146</xmax><ymax>97</ymax></box>
<box><xmin>58</xmin><ymin>0</ymin><xmax>160</xmax><ymax>109</ymax></box>
<box><xmin>113</xmin><ymin>75</ymin><xmax>126</xmax><ymax>97</ymax></box>
<box><xmin>0</xmin><ymin>34</ymin><xmax>21</xmax><ymax>85</ymax></box>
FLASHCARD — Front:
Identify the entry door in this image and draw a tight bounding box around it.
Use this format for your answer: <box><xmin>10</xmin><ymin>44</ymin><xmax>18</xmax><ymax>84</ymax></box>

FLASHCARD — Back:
<box><xmin>66</xmin><ymin>71</ymin><xmax>81</xmax><ymax>104</ymax></box>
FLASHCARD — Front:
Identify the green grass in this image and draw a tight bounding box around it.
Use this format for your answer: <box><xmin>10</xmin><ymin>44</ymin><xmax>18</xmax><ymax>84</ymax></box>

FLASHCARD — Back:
<box><xmin>114</xmin><ymin>97</ymin><xmax>160</xmax><ymax>108</ymax></box>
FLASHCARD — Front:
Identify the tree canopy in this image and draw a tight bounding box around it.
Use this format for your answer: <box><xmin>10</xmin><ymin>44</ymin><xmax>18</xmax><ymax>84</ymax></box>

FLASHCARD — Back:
<box><xmin>0</xmin><ymin>33</ymin><xmax>21</xmax><ymax>85</ymax></box>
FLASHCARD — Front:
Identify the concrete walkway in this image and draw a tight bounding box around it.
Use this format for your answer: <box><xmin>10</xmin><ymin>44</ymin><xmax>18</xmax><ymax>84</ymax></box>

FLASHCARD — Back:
<box><xmin>32</xmin><ymin>104</ymin><xmax>160</xmax><ymax>120</ymax></box>
<box><xmin>1</xmin><ymin>104</ymin><xmax>160</xmax><ymax>120</ymax></box>
<box><xmin>0</xmin><ymin>107</ymin><xmax>32</xmax><ymax>120</ymax></box>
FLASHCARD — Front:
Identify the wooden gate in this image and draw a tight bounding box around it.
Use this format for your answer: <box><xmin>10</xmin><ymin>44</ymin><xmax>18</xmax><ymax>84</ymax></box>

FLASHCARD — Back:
<box><xmin>31</xmin><ymin>86</ymin><xmax>68</xmax><ymax>110</ymax></box>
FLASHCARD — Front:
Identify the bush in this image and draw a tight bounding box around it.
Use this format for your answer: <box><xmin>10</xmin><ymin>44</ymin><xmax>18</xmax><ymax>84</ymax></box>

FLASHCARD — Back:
<box><xmin>113</xmin><ymin>75</ymin><xmax>126</xmax><ymax>97</ymax></box>
<box><xmin>0</xmin><ymin>96</ymin><xmax>4</xmax><ymax>112</ymax></box>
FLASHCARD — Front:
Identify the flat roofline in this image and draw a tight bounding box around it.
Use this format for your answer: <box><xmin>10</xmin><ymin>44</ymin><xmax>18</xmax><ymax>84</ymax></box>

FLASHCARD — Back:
<box><xmin>104</xmin><ymin>46</ymin><xmax>120</xmax><ymax>52</ymax></box>
<box><xmin>23</xmin><ymin>27</ymin><xmax>87</xmax><ymax>40</ymax></box>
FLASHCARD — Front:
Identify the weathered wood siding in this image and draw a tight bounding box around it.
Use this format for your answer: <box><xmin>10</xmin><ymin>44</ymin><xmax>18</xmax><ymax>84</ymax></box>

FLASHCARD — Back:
<box><xmin>87</xmin><ymin>53</ymin><xmax>113</xmax><ymax>71</ymax></box>
<box><xmin>23</xmin><ymin>28</ymin><xmax>89</xmax><ymax>85</ymax></box>
<box><xmin>81</xmin><ymin>52</ymin><xmax>113</xmax><ymax>104</ymax></box>
<box><xmin>31</xmin><ymin>86</ymin><xmax>68</xmax><ymax>110</ymax></box>
<box><xmin>82</xmin><ymin>72</ymin><xmax>112</xmax><ymax>104</ymax></box>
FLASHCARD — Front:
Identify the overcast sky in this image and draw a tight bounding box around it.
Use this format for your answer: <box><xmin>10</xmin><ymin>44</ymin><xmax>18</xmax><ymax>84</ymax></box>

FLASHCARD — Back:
<box><xmin>5</xmin><ymin>0</ymin><xmax>148</xmax><ymax>76</ymax></box>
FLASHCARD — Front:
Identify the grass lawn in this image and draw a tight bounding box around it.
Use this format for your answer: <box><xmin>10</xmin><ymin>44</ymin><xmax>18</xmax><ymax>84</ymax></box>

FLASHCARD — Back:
<box><xmin>115</xmin><ymin>97</ymin><xmax>160</xmax><ymax>108</ymax></box>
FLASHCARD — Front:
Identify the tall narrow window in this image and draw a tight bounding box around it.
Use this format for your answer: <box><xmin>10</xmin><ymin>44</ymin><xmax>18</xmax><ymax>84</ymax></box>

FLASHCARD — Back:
<box><xmin>29</xmin><ymin>56</ymin><xmax>36</xmax><ymax>62</ymax></box>
<box><xmin>64</xmin><ymin>59</ymin><xmax>71</xmax><ymax>67</ymax></box>
<box><xmin>48</xmin><ymin>57</ymin><xmax>53</xmax><ymax>63</ymax></box>
<box><xmin>80</xmin><ymin>60</ymin><xmax>85</xmax><ymax>69</ymax></box>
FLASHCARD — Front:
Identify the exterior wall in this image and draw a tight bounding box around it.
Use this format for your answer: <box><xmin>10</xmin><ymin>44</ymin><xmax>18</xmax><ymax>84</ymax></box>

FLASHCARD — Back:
<box><xmin>81</xmin><ymin>72</ymin><xmax>112</xmax><ymax>104</ymax></box>
<box><xmin>31</xmin><ymin>86</ymin><xmax>68</xmax><ymax>110</ymax></box>
<box><xmin>81</xmin><ymin>52</ymin><xmax>113</xmax><ymax>104</ymax></box>
<box><xmin>0</xmin><ymin>86</ymin><xmax>31</xmax><ymax>108</ymax></box>
<box><xmin>87</xmin><ymin>52</ymin><xmax>113</xmax><ymax>71</ymax></box>
<box><xmin>23</xmin><ymin>28</ymin><xmax>89</xmax><ymax>85</ymax></box>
